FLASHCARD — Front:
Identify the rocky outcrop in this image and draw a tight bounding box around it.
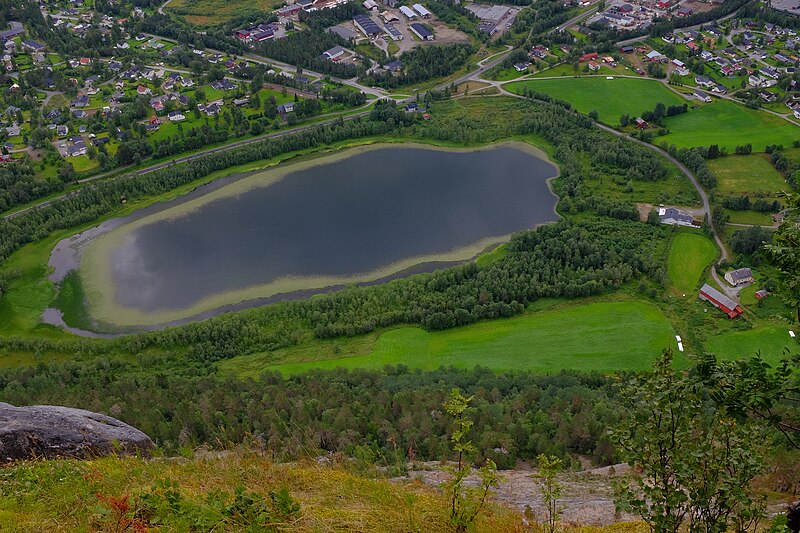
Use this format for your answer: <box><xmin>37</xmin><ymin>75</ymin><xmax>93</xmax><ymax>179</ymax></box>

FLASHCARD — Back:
<box><xmin>0</xmin><ymin>403</ymin><xmax>155</xmax><ymax>462</ymax></box>
<box><xmin>789</xmin><ymin>501</ymin><xmax>800</xmax><ymax>533</ymax></box>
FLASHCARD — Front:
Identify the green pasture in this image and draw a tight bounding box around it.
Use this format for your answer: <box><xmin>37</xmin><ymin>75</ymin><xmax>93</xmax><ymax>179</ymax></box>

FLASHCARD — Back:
<box><xmin>222</xmin><ymin>300</ymin><xmax>679</xmax><ymax>375</ymax></box>
<box><xmin>708</xmin><ymin>155</ymin><xmax>788</xmax><ymax>195</ymax></box>
<box><xmin>504</xmin><ymin>77</ymin><xmax>686</xmax><ymax>124</ymax></box>
<box><xmin>658</xmin><ymin>100</ymin><xmax>799</xmax><ymax>152</ymax></box>
<box><xmin>724</xmin><ymin>209</ymin><xmax>775</xmax><ymax>226</ymax></box>
<box><xmin>667</xmin><ymin>232</ymin><xmax>718</xmax><ymax>294</ymax></box>
<box><xmin>706</xmin><ymin>324</ymin><xmax>798</xmax><ymax>366</ymax></box>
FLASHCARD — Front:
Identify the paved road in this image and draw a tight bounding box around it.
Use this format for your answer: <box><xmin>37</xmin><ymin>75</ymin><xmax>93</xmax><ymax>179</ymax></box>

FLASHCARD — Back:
<box><xmin>552</xmin><ymin>6</ymin><xmax>600</xmax><ymax>34</ymax></box>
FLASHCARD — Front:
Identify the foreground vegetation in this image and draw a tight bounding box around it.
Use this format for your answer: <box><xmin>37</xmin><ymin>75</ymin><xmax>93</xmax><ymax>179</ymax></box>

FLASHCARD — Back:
<box><xmin>0</xmin><ymin>453</ymin><xmax>525</xmax><ymax>532</ymax></box>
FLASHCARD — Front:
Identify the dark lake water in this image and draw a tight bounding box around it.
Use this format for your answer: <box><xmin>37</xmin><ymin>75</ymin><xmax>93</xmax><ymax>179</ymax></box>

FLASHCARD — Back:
<box><xmin>108</xmin><ymin>144</ymin><xmax>559</xmax><ymax>313</ymax></box>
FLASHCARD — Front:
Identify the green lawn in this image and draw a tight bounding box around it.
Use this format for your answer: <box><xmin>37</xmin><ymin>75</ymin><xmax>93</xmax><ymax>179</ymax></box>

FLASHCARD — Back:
<box><xmin>223</xmin><ymin>300</ymin><xmax>678</xmax><ymax>375</ymax></box>
<box><xmin>706</xmin><ymin>324</ymin><xmax>799</xmax><ymax>366</ymax></box>
<box><xmin>504</xmin><ymin>77</ymin><xmax>687</xmax><ymax>124</ymax></box>
<box><xmin>724</xmin><ymin>209</ymin><xmax>775</xmax><ymax>226</ymax></box>
<box><xmin>658</xmin><ymin>100</ymin><xmax>800</xmax><ymax>152</ymax></box>
<box><xmin>707</xmin><ymin>155</ymin><xmax>788</xmax><ymax>195</ymax></box>
<box><xmin>667</xmin><ymin>232</ymin><xmax>718</xmax><ymax>294</ymax></box>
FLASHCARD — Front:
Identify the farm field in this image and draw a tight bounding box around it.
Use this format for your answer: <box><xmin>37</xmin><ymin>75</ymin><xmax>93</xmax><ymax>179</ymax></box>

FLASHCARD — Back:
<box><xmin>222</xmin><ymin>300</ymin><xmax>679</xmax><ymax>375</ymax></box>
<box><xmin>504</xmin><ymin>77</ymin><xmax>687</xmax><ymax>124</ymax></box>
<box><xmin>667</xmin><ymin>232</ymin><xmax>718</xmax><ymax>294</ymax></box>
<box><xmin>724</xmin><ymin>209</ymin><xmax>775</xmax><ymax>226</ymax></box>
<box><xmin>706</xmin><ymin>324</ymin><xmax>798</xmax><ymax>366</ymax></box>
<box><xmin>658</xmin><ymin>100</ymin><xmax>799</xmax><ymax>152</ymax></box>
<box><xmin>707</xmin><ymin>155</ymin><xmax>788</xmax><ymax>195</ymax></box>
<box><xmin>166</xmin><ymin>0</ymin><xmax>283</xmax><ymax>26</ymax></box>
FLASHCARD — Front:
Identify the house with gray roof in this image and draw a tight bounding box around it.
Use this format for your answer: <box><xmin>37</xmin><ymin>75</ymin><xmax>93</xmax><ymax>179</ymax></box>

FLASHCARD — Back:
<box><xmin>724</xmin><ymin>268</ymin><xmax>754</xmax><ymax>286</ymax></box>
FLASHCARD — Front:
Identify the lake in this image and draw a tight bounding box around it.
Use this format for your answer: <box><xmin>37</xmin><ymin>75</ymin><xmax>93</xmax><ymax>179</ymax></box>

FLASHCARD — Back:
<box><xmin>57</xmin><ymin>142</ymin><xmax>559</xmax><ymax>329</ymax></box>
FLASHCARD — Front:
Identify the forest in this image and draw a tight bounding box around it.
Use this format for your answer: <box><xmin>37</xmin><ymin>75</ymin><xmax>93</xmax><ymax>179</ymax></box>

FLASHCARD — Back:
<box><xmin>256</xmin><ymin>32</ymin><xmax>365</xmax><ymax>79</ymax></box>
<box><xmin>0</xmin><ymin>361</ymin><xmax>622</xmax><ymax>466</ymax></box>
<box><xmin>362</xmin><ymin>44</ymin><xmax>476</xmax><ymax>89</ymax></box>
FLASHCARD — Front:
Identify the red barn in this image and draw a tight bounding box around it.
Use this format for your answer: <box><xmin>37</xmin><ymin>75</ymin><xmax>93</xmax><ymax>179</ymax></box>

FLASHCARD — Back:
<box><xmin>579</xmin><ymin>52</ymin><xmax>598</xmax><ymax>62</ymax></box>
<box><xmin>699</xmin><ymin>284</ymin><xmax>743</xmax><ymax>318</ymax></box>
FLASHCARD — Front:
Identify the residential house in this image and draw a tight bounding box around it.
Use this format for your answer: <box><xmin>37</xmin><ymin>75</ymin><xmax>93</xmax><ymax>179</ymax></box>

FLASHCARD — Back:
<box><xmin>694</xmin><ymin>90</ymin><xmax>711</xmax><ymax>102</ymax></box>
<box><xmin>724</xmin><ymin>268</ymin><xmax>754</xmax><ymax>286</ymax></box>
<box><xmin>658</xmin><ymin>207</ymin><xmax>695</xmax><ymax>226</ymax></box>
<box><xmin>385</xmin><ymin>59</ymin><xmax>403</xmax><ymax>72</ymax></box>
<box><xmin>21</xmin><ymin>40</ymin><xmax>45</xmax><ymax>53</ymax></box>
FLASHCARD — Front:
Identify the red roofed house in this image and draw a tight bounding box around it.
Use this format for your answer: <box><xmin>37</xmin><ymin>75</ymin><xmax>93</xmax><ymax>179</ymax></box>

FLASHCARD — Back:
<box><xmin>657</xmin><ymin>0</ymin><xmax>671</xmax><ymax>8</ymax></box>
<box><xmin>687</xmin><ymin>41</ymin><xmax>699</xmax><ymax>52</ymax></box>
<box><xmin>79</xmin><ymin>57</ymin><xmax>91</xmax><ymax>66</ymax></box>
<box><xmin>699</xmin><ymin>284</ymin><xmax>744</xmax><ymax>318</ymax></box>
<box><xmin>588</xmin><ymin>60</ymin><xmax>600</xmax><ymax>71</ymax></box>
<box><xmin>137</xmin><ymin>85</ymin><xmax>152</xmax><ymax>95</ymax></box>
<box><xmin>579</xmin><ymin>52</ymin><xmax>598</xmax><ymax>62</ymax></box>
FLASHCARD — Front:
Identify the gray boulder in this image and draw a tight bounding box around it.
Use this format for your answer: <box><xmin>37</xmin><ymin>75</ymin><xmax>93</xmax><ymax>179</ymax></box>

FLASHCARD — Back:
<box><xmin>0</xmin><ymin>402</ymin><xmax>155</xmax><ymax>462</ymax></box>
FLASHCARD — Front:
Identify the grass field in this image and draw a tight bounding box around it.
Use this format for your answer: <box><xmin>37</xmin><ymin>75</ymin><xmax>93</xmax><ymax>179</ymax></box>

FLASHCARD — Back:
<box><xmin>667</xmin><ymin>232</ymin><xmax>718</xmax><ymax>294</ymax></box>
<box><xmin>504</xmin><ymin>77</ymin><xmax>687</xmax><ymax>124</ymax></box>
<box><xmin>658</xmin><ymin>100</ymin><xmax>800</xmax><ymax>152</ymax></box>
<box><xmin>222</xmin><ymin>300</ymin><xmax>678</xmax><ymax>375</ymax></box>
<box><xmin>0</xmin><ymin>454</ymin><xmax>530</xmax><ymax>533</ymax></box>
<box><xmin>724</xmin><ymin>209</ymin><xmax>775</xmax><ymax>226</ymax></box>
<box><xmin>706</xmin><ymin>324</ymin><xmax>799</xmax><ymax>366</ymax></box>
<box><xmin>707</xmin><ymin>155</ymin><xmax>788</xmax><ymax>195</ymax></box>
<box><xmin>167</xmin><ymin>0</ymin><xmax>282</xmax><ymax>25</ymax></box>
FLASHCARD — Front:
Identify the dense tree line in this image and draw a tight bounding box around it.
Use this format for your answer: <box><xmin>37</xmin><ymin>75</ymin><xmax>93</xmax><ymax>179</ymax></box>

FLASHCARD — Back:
<box><xmin>737</xmin><ymin>2</ymin><xmax>800</xmax><ymax>31</ymax></box>
<box><xmin>0</xmin><ymin>360</ymin><xmax>623</xmax><ymax>466</ymax></box>
<box><xmin>730</xmin><ymin>225</ymin><xmax>773</xmax><ymax>255</ymax></box>
<box><xmin>257</xmin><ymin>32</ymin><xmax>364</xmax><ymax>78</ymax></box>
<box><xmin>659</xmin><ymin>142</ymin><xmax>718</xmax><ymax>190</ymax></box>
<box><xmin>361</xmin><ymin>44</ymin><xmax>475</xmax><ymax>89</ymax></box>
<box><xmin>640</xmin><ymin>102</ymin><xmax>688</xmax><ymax>126</ymax></box>
<box><xmin>298</xmin><ymin>3</ymin><xmax>366</xmax><ymax>30</ymax></box>
<box><xmin>0</xmin><ymin>163</ymin><xmax>67</xmax><ymax>213</ymax></box>
<box><xmin>140</xmin><ymin>13</ymin><xmax>247</xmax><ymax>54</ymax></box>
<box><xmin>722</xmin><ymin>195</ymin><xmax>782</xmax><ymax>213</ymax></box>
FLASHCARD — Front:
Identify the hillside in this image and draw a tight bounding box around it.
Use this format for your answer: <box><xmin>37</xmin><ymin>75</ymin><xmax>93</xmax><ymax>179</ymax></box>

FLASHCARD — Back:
<box><xmin>0</xmin><ymin>451</ymin><xmax>646</xmax><ymax>532</ymax></box>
